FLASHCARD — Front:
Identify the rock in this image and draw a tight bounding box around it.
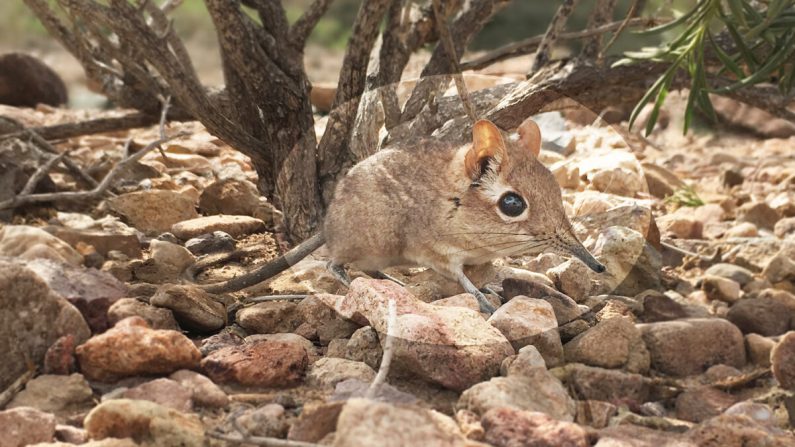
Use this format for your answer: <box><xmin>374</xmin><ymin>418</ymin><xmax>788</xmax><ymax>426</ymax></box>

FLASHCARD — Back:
<box><xmin>657</xmin><ymin>215</ymin><xmax>703</xmax><ymax>239</ymax></box>
<box><xmin>184</xmin><ymin>231</ymin><xmax>235</xmax><ymax>256</ymax></box>
<box><xmin>169</xmin><ymin>370</ymin><xmax>228</xmax><ymax>408</ymax></box>
<box><xmin>19</xmin><ymin>258</ymin><xmax>128</xmax><ymax>333</ymax></box>
<box><xmin>325</xmin><ymin>279</ymin><xmax>514</xmax><ymax>390</ymax></box>
<box><xmin>53</xmin><ymin>424</ymin><xmax>89</xmax><ymax>444</ymax></box>
<box><xmin>288</xmin><ymin>401</ymin><xmax>344</xmax><ymax>442</ymax></box>
<box><xmin>704</xmin><ymin>364</ymin><xmax>742</xmax><ymax>382</ymax></box>
<box><xmin>575</xmin><ymin>400</ymin><xmax>617</xmax><ymax>429</ymax></box>
<box><xmin>295</xmin><ymin>294</ymin><xmax>361</xmax><ymax>344</ymax></box>
<box><xmin>560</xmin><ymin>363</ymin><xmax>649</xmax><ymax>403</ymax></box>
<box><xmin>306</xmin><ymin>357</ymin><xmax>376</xmax><ymax>387</ymax></box>
<box><xmin>0</xmin><ymin>261</ymin><xmax>90</xmax><ymax>391</ymax></box>
<box><xmin>725</xmin><ymin>222</ymin><xmax>759</xmax><ymax>238</ymax></box>
<box><xmin>597</xmin><ymin>424</ymin><xmax>694</xmax><ymax>446</ymax></box>
<box><xmin>675</xmin><ymin>386</ymin><xmax>737</xmax><ymax>422</ymax></box>
<box><xmin>46</xmin><ymin>227</ymin><xmax>141</xmax><ymax>259</ymax></box>
<box><xmin>236</xmin><ymin>404</ymin><xmax>288</xmax><ymax>438</ymax></box>
<box><xmin>593</xmin><ymin>226</ymin><xmax>662</xmax><ymax>297</ymax></box>
<box><xmin>737</xmin><ymin>202</ymin><xmax>780</xmax><ymax>230</ymax></box>
<box><xmin>704</xmin><ymin>264</ymin><xmax>755</xmax><ymax>286</ymax></box>
<box><xmin>488</xmin><ymin>297</ymin><xmax>563</xmax><ymax>366</ymax></box>
<box><xmin>83</xmin><ymin>399</ymin><xmax>203</xmax><ymax>447</ymax></box>
<box><xmin>8</xmin><ymin>374</ymin><xmax>93</xmax><ymax>416</ymax></box>
<box><xmin>0</xmin><ymin>406</ymin><xmax>57</xmax><ymax>447</ymax></box>
<box><xmin>771</xmin><ymin>331</ymin><xmax>795</xmax><ymax>390</ymax></box>
<box><xmin>200</xmin><ymin>339</ymin><xmax>307</xmax><ymax>387</ymax></box>
<box><xmin>745</xmin><ymin>333</ymin><xmax>776</xmax><ymax>367</ymax></box>
<box><xmin>237</xmin><ymin>301</ymin><xmax>302</xmax><ymax>334</ymax></box>
<box><xmin>246</xmin><ymin>333</ymin><xmax>319</xmax><ymax>364</ymax></box>
<box><xmin>482</xmin><ymin>407</ymin><xmax>589</xmax><ymax>447</ymax></box>
<box><xmin>150</xmin><ymin>240</ymin><xmax>194</xmax><ymax>270</ymax></box>
<box><xmin>546</xmin><ymin>259</ymin><xmax>591</xmax><ymax>302</ymax></box>
<box><xmin>121</xmin><ymin>378</ymin><xmax>192</xmax><ymax>412</ymax></box>
<box><xmin>774</xmin><ymin>217</ymin><xmax>795</xmax><ymax>239</ymax></box>
<box><xmin>0</xmin><ymin>52</ymin><xmax>67</xmax><ymax>106</ymax></box>
<box><xmin>342</xmin><ymin>326</ymin><xmax>382</xmax><ymax>370</ymax></box>
<box><xmin>591</xmin><ymin>167</ymin><xmax>643</xmax><ymax>197</ymax></box>
<box><xmin>457</xmin><ymin>373</ymin><xmax>575</xmax><ymax>421</ymax></box>
<box><xmin>724</xmin><ymin>402</ymin><xmax>775</xmax><ymax>426</ymax></box>
<box><xmin>199</xmin><ymin>330</ymin><xmax>243</xmax><ymax>356</ymax></box>
<box><xmin>638</xmin><ymin>318</ymin><xmax>746</xmax><ymax>376</ymax></box>
<box><xmin>0</xmin><ymin>225</ymin><xmax>83</xmax><ymax>265</ymax></box>
<box><xmin>198</xmin><ymin>178</ymin><xmax>260</xmax><ymax>216</ymax></box>
<box><xmin>638</xmin><ymin>290</ymin><xmax>688</xmax><ymax>322</ymax></box>
<box><xmin>107</xmin><ymin>298</ymin><xmax>179</xmax><ymax>330</ymax></box>
<box><xmin>108</xmin><ymin>190</ymin><xmax>198</xmax><ymax>235</ymax></box>
<box><xmin>502</xmin><ymin>345</ymin><xmax>546</xmax><ymax>378</ymax></box>
<box><xmin>75</xmin><ymin>316</ymin><xmax>201</xmax><ymax>382</ymax></box>
<box><xmin>761</xmin><ymin>244</ymin><xmax>795</xmax><ymax>283</ymax></box>
<box><xmin>641</xmin><ymin>162</ymin><xmax>686</xmax><ymax>199</ymax></box>
<box><xmin>43</xmin><ymin>335</ymin><xmax>78</xmax><ymax>375</ymax></box>
<box><xmin>170</xmin><ymin>215</ymin><xmax>265</xmax><ymax>240</ymax></box>
<box><xmin>563</xmin><ymin>317</ymin><xmax>650</xmax><ymax>373</ymax></box>
<box><xmin>686</xmin><ymin>414</ymin><xmax>794</xmax><ymax>447</ymax></box>
<box><xmin>502</xmin><ymin>278</ymin><xmax>584</xmax><ymax>325</ymax></box>
<box><xmin>726</xmin><ymin>299</ymin><xmax>793</xmax><ymax>336</ymax></box>
<box><xmin>150</xmin><ymin>285</ymin><xmax>225</xmax><ymax>332</ymax></box>
<box><xmin>702</xmin><ymin>276</ymin><xmax>742</xmax><ymax>303</ymax></box>
<box><xmin>333</xmin><ymin>399</ymin><xmax>469</xmax><ymax>447</ymax></box>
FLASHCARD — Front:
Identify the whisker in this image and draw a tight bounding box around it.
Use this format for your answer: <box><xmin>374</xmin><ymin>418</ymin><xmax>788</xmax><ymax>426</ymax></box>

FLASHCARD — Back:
<box><xmin>446</xmin><ymin>238</ymin><xmax>539</xmax><ymax>256</ymax></box>
<box><xmin>437</xmin><ymin>231</ymin><xmax>555</xmax><ymax>238</ymax></box>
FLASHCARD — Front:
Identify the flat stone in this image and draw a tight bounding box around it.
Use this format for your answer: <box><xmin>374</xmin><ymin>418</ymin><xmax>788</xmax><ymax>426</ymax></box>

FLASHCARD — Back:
<box><xmin>675</xmin><ymin>386</ymin><xmax>736</xmax><ymax>422</ymax></box>
<box><xmin>169</xmin><ymin>369</ymin><xmax>228</xmax><ymax>408</ymax></box>
<box><xmin>0</xmin><ymin>225</ymin><xmax>83</xmax><ymax>265</ymax></box>
<box><xmin>559</xmin><ymin>363</ymin><xmax>649</xmax><ymax>403</ymax></box>
<box><xmin>107</xmin><ymin>298</ymin><xmax>179</xmax><ymax>331</ymax></box>
<box><xmin>8</xmin><ymin>374</ymin><xmax>93</xmax><ymax>416</ymax></box>
<box><xmin>482</xmin><ymin>407</ymin><xmax>589</xmax><ymax>447</ymax></box>
<box><xmin>306</xmin><ymin>357</ymin><xmax>376</xmax><ymax>387</ymax></box>
<box><xmin>75</xmin><ymin>317</ymin><xmax>201</xmax><ymax>382</ymax></box>
<box><xmin>704</xmin><ymin>264</ymin><xmax>755</xmax><ymax>285</ymax></box>
<box><xmin>638</xmin><ymin>318</ymin><xmax>746</xmax><ymax>376</ymax></box>
<box><xmin>200</xmin><ymin>339</ymin><xmax>308</xmax><ymax>387</ymax></box>
<box><xmin>121</xmin><ymin>378</ymin><xmax>193</xmax><ymax>412</ymax></box>
<box><xmin>108</xmin><ymin>190</ymin><xmax>198</xmax><ymax>235</ymax></box>
<box><xmin>236</xmin><ymin>301</ymin><xmax>302</xmax><ymax>334</ymax></box>
<box><xmin>83</xmin><ymin>399</ymin><xmax>204</xmax><ymax>447</ymax></box>
<box><xmin>726</xmin><ymin>299</ymin><xmax>793</xmax><ymax>336</ymax></box>
<box><xmin>150</xmin><ymin>285</ymin><xmax>225</xmax><ymax>333</ymax></box>
<box><xmin>457</xmin><ymin>373</ymin><xmax>575</xmax><ymax>421</ymax></box>
<box><xmin>45</xmin><ymin>226</ymin><xmax>141</xmax><ymax>259</ymax></box>
<box><xmin>171</xmin><ymin>215</ymin><xmax>265</xmax><ymax>239</ymax></box>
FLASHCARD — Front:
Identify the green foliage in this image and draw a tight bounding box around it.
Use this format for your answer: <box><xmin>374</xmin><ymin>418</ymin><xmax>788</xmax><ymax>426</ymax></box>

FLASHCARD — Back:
<box><xmin>617</xmin><ymin>0</ymin><xmax>795</xmax><ymax>135</ymax></box>
<box><xmin>664</xmin><ymin>184</ymin><xmax>705</xmax><ymax>208</ymax></box>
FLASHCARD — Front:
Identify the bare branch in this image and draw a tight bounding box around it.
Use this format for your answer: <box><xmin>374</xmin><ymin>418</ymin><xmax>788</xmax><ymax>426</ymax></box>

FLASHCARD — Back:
<box><xmin>599</xmin><ymin>0</ymin><xmax>642</xmax><ymax>62</ymax></box>
<box><xmin>431</xmin><ymin>0</ymin><xmax>477</xmax><ymax>122</ymax></box>
<box><xmin>460</xmin><ymin>17</ymin><xmax>656</xmax><ymax>72</ymax></box>
<box><xmin>580</xmin><ymin>0</ymin><xmax>617</xmax><ymax>61</ymax></box>
<box><xmin>400</xmin><ymin>0</ymin><xmax>510</xmax><ymax>123</ymax></box>
<box><xmin>0</xmin><ymin>117</ymin><xmax>99</xmax><ymax>189</ymax></box>
<box><xmin>0</xmin><ymin>130</ymin><xmax>190</xmax><ymax>211</ymax></box>
<box><xmin>317</xmin><ymin>0</ymin><xmax>393</xmax><ymax>197</ymax></box>
<box><xmin>19</xmin><ymin>152</ymin><xmax>67</xmax><ymax>197</ymax></box>
<box><xmin>290</xmin><ymin>0</ymin><xmax>335</xmax><ymax>48</ymax></box>
<box><xmin>530</xmin><ymin>0</ymin><xmax>579</xmax><ymax>76</ymax></box>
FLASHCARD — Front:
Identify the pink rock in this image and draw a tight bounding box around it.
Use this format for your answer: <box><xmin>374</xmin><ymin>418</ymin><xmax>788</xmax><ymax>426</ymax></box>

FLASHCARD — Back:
<box><xmin>771</xmin><ymin>331</ymin><xmax>795</xmax><ymax>390</ymax></box>
<box><xmin>201</xmin><ymin>340</ymin><xmax>308</xmax><ymax>387</ymax></box>
<box><xmin>323</xmin><ymin>278</ymin><xmax>514</xmax><ymax>391</ymax></box>
<box><xmin>75</xmin><ymin>317</ymin><xmax>201</xmax><ymax>382</ymax></box>
<box><xmin>169</xmin><ymin>369</ymin><xmax>229</xmax><ymax>408</ymax></box>
<box><xmin>0</xmin><ymin>406</ymin><xmax>57</xmax><ymax>447</ymax></box>
<box><xmin>122</xmin><ymin>378</ymin><xmax>193</xmax><ymax>412</ymax></box>
<box><xmin>482</xmin><ymin>407</ymin><xmax>589</xmax><ymax>447</ymax></box>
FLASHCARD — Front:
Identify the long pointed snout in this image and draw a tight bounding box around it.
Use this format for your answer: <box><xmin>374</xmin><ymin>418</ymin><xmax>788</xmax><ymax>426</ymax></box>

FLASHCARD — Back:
<box><xmin>559</xmin><ymin>228</ymin><xmax>606</xmax><ymax>273</ymax></box>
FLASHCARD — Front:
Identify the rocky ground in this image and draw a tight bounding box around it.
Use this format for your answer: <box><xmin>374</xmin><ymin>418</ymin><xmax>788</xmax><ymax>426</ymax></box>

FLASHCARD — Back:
<box><xmin>1</xmin><ymin>91</ymin><xmax>794</xmax><ymax>447</ymax></box>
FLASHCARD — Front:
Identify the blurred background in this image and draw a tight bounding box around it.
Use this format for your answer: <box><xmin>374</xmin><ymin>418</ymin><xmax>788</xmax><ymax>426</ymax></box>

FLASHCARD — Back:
<box><xmin>0</xmin><ymin>0</ymin><xmax>677</xmax><ymax>109</ymax></box>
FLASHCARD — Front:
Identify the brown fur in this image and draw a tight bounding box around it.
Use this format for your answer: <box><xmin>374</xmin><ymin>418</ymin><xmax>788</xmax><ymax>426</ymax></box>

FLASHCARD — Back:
<box><xmin>324</xmin><ymin>118</ymin><xmax>600</xmax><ymax>283</ymax></box>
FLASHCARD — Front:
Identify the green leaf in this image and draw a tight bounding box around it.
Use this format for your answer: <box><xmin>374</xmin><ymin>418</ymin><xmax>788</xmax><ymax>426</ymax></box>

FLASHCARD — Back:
<box><xmin>727</xmin><ymin>0</ymin><xmax>748</xmax><ymax>29</ymax></box>
<box><xmin>709</xmin><ymin>32</ymin><xmax>745</xmax><ymax>78</ymax></box>
<box><xmin>646</xmin><ymin>74</ymin><xmax>673</xmax><ymax>136</ymax></box>
<box><xmin>637</xmin><ymin>0</ymin><xmax>710</xmax><ymax>35</ymax></box>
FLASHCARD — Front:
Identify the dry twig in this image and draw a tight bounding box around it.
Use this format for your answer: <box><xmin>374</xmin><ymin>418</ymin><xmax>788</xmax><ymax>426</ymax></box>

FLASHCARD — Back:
<box><xmin>0</xmin><ymin>368</ymin><xmax>36</xmax><ymax>408</ymax></box>
<box><xmin>0</xmin><ymin>129</ymin><xmax>190</xmax><ymax>210</ymax></box>
<box><xmin>431</xmin><ymin>0</ymin><xmax>477</xmax><ymax>123</ymax></box>
<box><xmin>530</xmin><ymin>0</ymin><xmax>579</xmax><ymax>76</ymax></box>
<box><xmin>366</xmin><ymin>298</ymin><xmax>398</xmax><ymax>399</ymax></box>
